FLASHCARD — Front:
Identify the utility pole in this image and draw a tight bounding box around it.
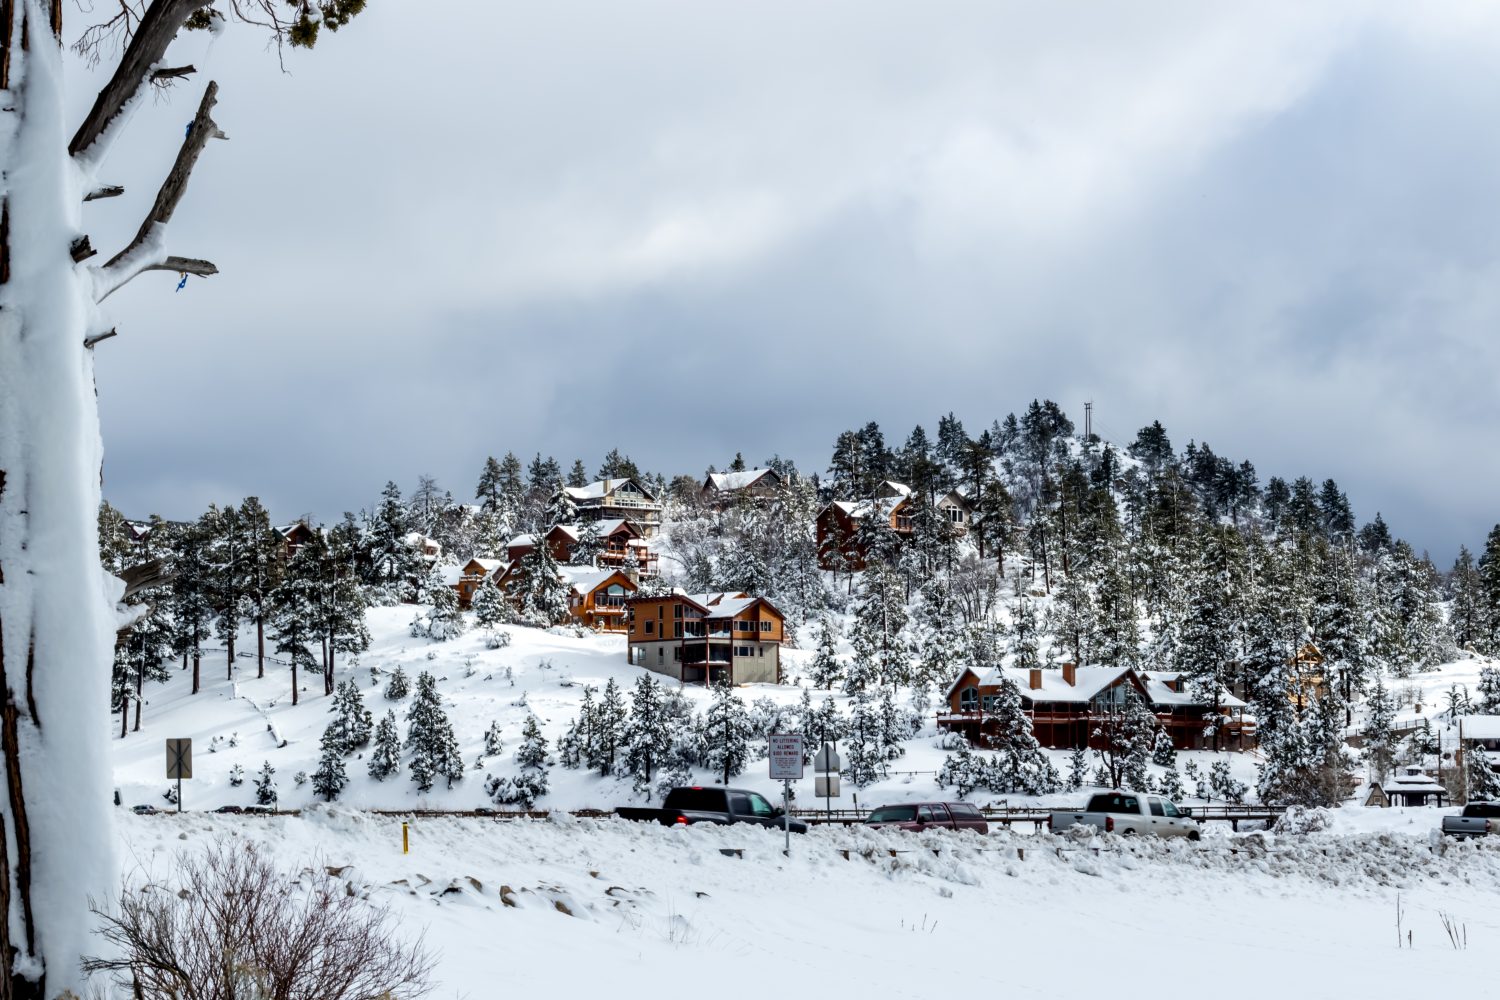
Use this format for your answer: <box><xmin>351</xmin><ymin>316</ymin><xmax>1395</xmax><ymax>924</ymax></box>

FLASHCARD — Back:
<box><xmin>1084</xmin><ymin>400</ymin><xmax>1093</xmax><ymax>441</ymax></box>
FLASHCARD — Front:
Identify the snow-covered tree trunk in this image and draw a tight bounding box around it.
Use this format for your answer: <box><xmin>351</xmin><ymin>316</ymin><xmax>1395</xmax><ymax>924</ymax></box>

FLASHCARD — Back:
<box><xmin>0</xmin><ymin>4</ymin><xmax>119</xmax><ymax>995</ymax></box>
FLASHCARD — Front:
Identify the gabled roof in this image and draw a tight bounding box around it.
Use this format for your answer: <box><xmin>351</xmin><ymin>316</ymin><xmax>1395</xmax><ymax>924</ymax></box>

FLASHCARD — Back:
<box><xmin>946</xmin><ymin>664</ymin><xmax>1244</xmax><ymax>709</ymax></box>
<box><xmin>556</xmin><ymin>565</ymin><xmax>636</xmax><ymax>597</ymax></box>
<box><xmin>876</xmin><ymin>481</ymin><xmax>912</xmax><ymax>498</ymax></box>
<box><xmin>704</xmin><ymin>469</ymin><xmax>779</xmax><ymax>492</ymax></box>
<box><xmin>625</xmin><ymin>590</ymin><xmax>785</xmax><ymax>622</ymax></box>
<box><xmin>1141</xmin><ymin>671</ymin><xmax>1248</xmax><ymax>710</ymax></box>
<box><xmin>461</xmin><ymin>557</ymin><xmax>504</xmax><ymax>575</ymax></box>
<box><xmin>821</xmin><ymin>496</ymin><xmax>903</xmax><ymax>522</ymax></box>
<box><xmin>563</xmin><ymin>478</ymin><xmax>658</xmax><ymax>503</ymax></box>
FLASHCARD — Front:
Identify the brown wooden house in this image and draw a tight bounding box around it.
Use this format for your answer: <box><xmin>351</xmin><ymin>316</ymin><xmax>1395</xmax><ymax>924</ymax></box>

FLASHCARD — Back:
<box><xmin>939</xmin><ymin>663</ymin><xmax>1255</xmax><ymax>751</ymax></box>
<box><xmin>275</xmin><ymin>521</ymin><xmax>317</xmax><ymax>559</ymax></box>
<box><xmin>505</xmin><ymin>521</ymin><xmax>657</xmax><ymax>576</ymax></box>
<box><xmin>448</xmin><ymin>557</ymin><xmax>505</xmax><ymax>606</ymax></box>
<box><xmin>494</xmin><ymin>562</ymin><xmax>637</xmax><ymax>631</ymax></box>
<box><xmin>816</xmin><ymin>482</ymin><xmax>972</xmax><ymax>571</ymax></box>
<box><xmin>560</xmin><ymin>478</ymin><xmax>663</xmax><ymax>535</ymax></box>
<box><xmin>700</xmin><ymin>468</ymin><xmax>784</xmax><ymax>507</ymax></box>
<box><xmin>624</xmin><ymin>591</ymin><xmax>785</xmax><ymax>685</ymax></box>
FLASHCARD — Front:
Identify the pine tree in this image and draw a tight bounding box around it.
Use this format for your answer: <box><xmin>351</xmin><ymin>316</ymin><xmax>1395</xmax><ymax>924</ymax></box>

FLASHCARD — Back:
<box><xmin>843</xmin><ymin>690</ymin><xmax>884</xmax><ymax>787</ymax></box>
<box><xmin>589</xmin><ymin>679</ymin><xmax>629</xmax><ymax>776</ymax></box>
<box><xmin>471</xmin><ymin>574</ymin><xmax>513</xmax><ymax>632</ymax></box>
<box><xmin>1463</xmin><ymin>741</ymin><xmax>1500</xmax><ymax>802</ymax></box>
<box><xmin>205</xmin><ymin>504</ymin><xmax>250</xmax><ymax>680</ymax></box>
<box><xmin>1151</xmin><ymin>729</ymin><xmax>1177</xmax><ymax>768</ymax></box>
<box><xmin>254</xmin><ymin>761</ymin><xmax>278</xmax><ymax>807</ymax></box>
<box><xmin>848</xmin><ymin>566</ymin><xmax>911</xmax><ymax>690</ymax></box>
<box><xmin>327</xmin><ymin>679</ymin><xmax>374</xmax><ymax>753</ymax></box>
<box><xmin>500</xmin><ymin>715</ymin><xmax>553</xmax><ymax>807</ymax></box>
<box><xmin>1478</xmin><ymin>666</ymin><xmax>1500</xmax><ymax>714</ymax></box>
<box><xmin>936</xmin><ymin>739</ymin><xmax>986</xmax><ymax>798</ymax></box>
<box><xmin>517</xmin><ymin>534</ymin><xmax>570</xmax><ymax>627</ymax></box>
<box><xmin>170</xmin><ymin>521</ymin><xmax>216</xmax><ymax>696</ymax></box>
<box><xmin>913</xmin><ymin>578</ymin><xmax>966</xmax><ymax>693</ymax></box>
<box><xmin>384</xmin><ymin>665</ymin><xmax>410</xmax><ymax>701</ymax></box>
<box><xmin>367</xmin><ymin>710</ymin><xmax>402</xmax><ymax>781</ymax></box>
<box><xmin>238</xmin><ymin>497</ymin><xmax>284</xmax><ymax>678</ymax></box>
<box><xmin>558</xmin><ymin>686</ymin><xmax>596</xmax><ymax>769</ymax></box>
<box><xmin>1158</xmin><ymin>765</ymin><xmax>1185</xmax><ymax>801</ymax></box>
<box><xmin>623</xmin><ymin>675</ymin><xmax>673</xmax><ymax>799</ymax></box>
<box><xmin>1361</xmin><ymin>680</ymin><xmax>1399</xmax><ymax>782</ymax></box>
<box><xmin>270</xmin><ymin>544</ymin><xmax>321</xmax><ymax>707</ymax></box>
<box><xmin>423</xmin><ymin>583</ymin><xmax>467</xmax><ymax>641</ymax></box>
<box><xmin>368</xmin><ymin>481</ymin><xmax>421</xmax><ymax>601</ymax></box>
<box><xmin>478</xmin><ymin>720</ymin><xmax>505</xmax><ymax>767</ymax></box>
<box><xmin>1006</xmin><ymin>588</ymin><xmax>1043</xmax><ymax>670</ymax></box>
<box><xmin>807</xmin><ymin>615</ymin><xmax>844</xmax><ymax>689</ymax></box>
<box><xmin>312</xmin><ymin>725</ymin><xmax>349</xmax><ymax>801</ymax></box>
<box><xmin>317</xmin><ymin>518</ymin><xmax>372</xmax><ymax>693</ymax></box>
<box><xmin>406</xmin><ymin>672</ymin><xmax>463</xmax><ymax>791</ymax></box>
<box><xmin>1175</xmin><ymin>527</ymin><xmax>1245</xmax><ymax>749</ymax></box>
<box><xmin>703</xmin><ymin>682</ymin><xmax>751</xmax><ymax>785</ymax></box>
<box><xmin>1067</xmin><ymin>746</ymin><xmax>1089</xmax><ymax>791</ymax></box>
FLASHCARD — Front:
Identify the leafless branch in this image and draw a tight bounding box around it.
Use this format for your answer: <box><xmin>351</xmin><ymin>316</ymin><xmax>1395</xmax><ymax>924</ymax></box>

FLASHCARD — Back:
<box><xmin>70</xmin><ymin>235</ymin><xmax>97</xmax><ymax>263</ymax></box>
<box><xmin>84</xmin><ymin>184</ymin><xmax>126</xmax><ymax>202</ymax></box>
<box><xmin>69</xmin><ymin>0</ymin><xmax>203</xmax><ymax>160</ymax></box>
<box><xmin>148</xmin><ymin>255</ymin><xmax>217</xmax><ymax>277</ymax></box>
<box><xmin>149</xmin><ymin>63</ymin><xmax>196</xmax><ymax>84</ymax></box>
<box><xmin>84</xmin><ymin>328</ymin><xmax>119</xmax><ymax>349</ymax></box>
<box><xmin>96</xmin><ymin>81</ymin><xmax>225</xmax><ymax>297</ymax></box>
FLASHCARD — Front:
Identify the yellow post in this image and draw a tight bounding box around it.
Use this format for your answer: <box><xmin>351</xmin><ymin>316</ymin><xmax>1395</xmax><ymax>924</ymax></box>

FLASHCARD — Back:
<box><xmin>402</xmin><ymin>821</ymin><xmax>409</xmax><ymax>854</ymax></box>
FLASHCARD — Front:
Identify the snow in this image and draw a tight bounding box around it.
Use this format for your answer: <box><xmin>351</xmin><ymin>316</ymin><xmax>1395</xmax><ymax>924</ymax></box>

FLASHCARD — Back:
<box><xmin>114</xmin><ymin>808</ymin><xmax>1500</xmax><ymax>999</ymax></box>
<box><xmin>1454</xmin><ymin>715</ymin><xmax>1500</xmax><ymax>741</ymax></box>
<box><xmin>706</xmin><ymin>469</ymin><xmax>774</xmax><ymax>491</ymax></box>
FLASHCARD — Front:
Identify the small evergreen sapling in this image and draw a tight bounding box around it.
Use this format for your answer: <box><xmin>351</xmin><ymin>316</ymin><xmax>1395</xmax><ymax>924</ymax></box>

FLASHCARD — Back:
<box><xmin>703</xmin><ymin>682</ymin><xmax>752</xmax><ymax>785</ymax></box>
<box><xmin>368</xmin><ymin>710</ymin><xmax>402</xmax><ymax>781</ymax></box>
<box><xmin>254</xmin><ymin>761</ymin><xmax>278</xmax><ymax>807</ymax></box>
<box><xmin>1067</xmin><ymin>746</ymin><xmax>1088</xmax><ymax>791</ymax></box>
<box><xmin>405</xmin><ymin>672</ymin><xmax>464</xmax><ymax>791</ymax></box>
<box><xmin>807</xmin><ymin>616</ymin><xmax>844</xmax><ymax>689</ymax></box>
<box><xmin>327</xmin><ymin>679</ymin><xmax>374</xmax><ymax>753</ymax></box>
<box><xmin>1151</xmin><ymin>729</ymin><xmax>1177</xmax><ymax>768</ymax></box>
<box><xmin>937</xmin><ymin>739</ymin><xmax>985</xmax><ymax>798</ymax></box>
<box><xmin>384</xmin><ymin>666</ymin><xmax>410</xmax><ymax>701</ymax></box>
<box><xmin>228</xmin><ymin>764</ymin><xmax>245</xmax><ymax>788</ymax></box>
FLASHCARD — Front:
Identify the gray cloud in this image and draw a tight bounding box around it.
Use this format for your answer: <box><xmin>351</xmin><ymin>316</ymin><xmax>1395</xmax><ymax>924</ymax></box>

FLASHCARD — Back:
<box><xmin>72</xmin><ymin>2</ymin><xmax>1500</xmax><ymax>560</ymax></box>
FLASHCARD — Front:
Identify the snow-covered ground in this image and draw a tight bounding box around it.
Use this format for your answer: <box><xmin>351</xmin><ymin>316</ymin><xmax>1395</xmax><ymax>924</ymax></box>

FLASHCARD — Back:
<box><xmin>118</xmin><ymin>808</ymin><xmax>1500</xmax><ymax>999</ymax></box>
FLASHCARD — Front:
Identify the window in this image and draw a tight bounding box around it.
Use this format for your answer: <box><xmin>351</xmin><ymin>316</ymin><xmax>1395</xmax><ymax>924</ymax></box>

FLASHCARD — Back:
<box><xmin>645</xmin><ymin>620</ymin><xmax>655</xmax><ymax>635</ymax></box>
<box><xmin>959</xmin><ymin>687</ymin><xmax>979</xmax><ymax>712</ymax></box>
<box><xmin>674</xmin><ymin>604</ymin><xmax>684</xmax><ymax>619</ymax></box>
<box><xmin>674</xmin><ymin>623</ymin><xmax>683</xmax><ymax>639</ymax></box>
<box><xmin>735</xmin><ymin>646</ymin><xmax>754</xmax><ymax>658</ymax></box>
<box><xmin>746</xmin><ymin>793</ymin><xmax>776</xmax><ymax>817</ymax></box>
<box><xmin>657</xmin><ymin>648</ymin><xmax>664</xmax><ymax>664</ymax></box>
<box><xmin>760</xmin><ymin>621</ymin><xmax>772</xmax><ymax>633</ymax></box>
<box><xmin>1161</xmin><ymin>801</ymin><xmax>1180</xmax><ymax>818</ymax></box>
<box><xmin>918</xmin><ymin>805</ymin><xmax>941</xmax><ymax>823</ymax></box>
<box><xmin>946</xmin><ymin>507</ymin><xmax>965</xmax><ymax>523</ymax></box>
<box><xmin>981</xmin><ymin>694</ymin><xmax>998</xmax><ymax>713</ymax></box>
<box><xmin>673</xmin><ymin>648</ymin><xmax>683</xmax><ymax>661</ymax></box>
<box><xmin>728</xmin><ymin>793</ymin><xmax>753</xmax><ymax>815</ymax></box>
<box><xmin>758</xmin><ymin>646</ymin><xmax>764</xmax><ymax>658</ymax></box>
<box><xmin>1148</xmin><ymin>797</ymin><xmax>1165</xmax><ymax>817</ymax></box>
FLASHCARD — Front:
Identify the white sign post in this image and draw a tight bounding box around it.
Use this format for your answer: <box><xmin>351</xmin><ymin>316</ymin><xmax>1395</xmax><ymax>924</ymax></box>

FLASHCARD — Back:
<box><xmin>768</xmin><ymin>734</ymin><xmax>804</xmax><ymax>854</ymax></box>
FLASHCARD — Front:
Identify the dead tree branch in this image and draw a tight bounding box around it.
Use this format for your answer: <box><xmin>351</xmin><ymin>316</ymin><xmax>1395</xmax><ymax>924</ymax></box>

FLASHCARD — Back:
<box><xmin>84</xmin><ymin>185</ymin><xmax>126</xmax><ymax>202</ymax></box>
<box><xmin>149</xmin><ymin>63</ymin><xmax>196</xmax><ymax>83</ymax></box>
<box><xmin>148</xmin><ymin>256</ymin><xmax>217</xmax><ymax>277</ymax></box>
<box><xmin>97</xmin><ymin>81</ymin><xmax>225</xmax><ymax>299</ymax></box>
<box><xmin>69</xmin><ymin>0</ymin><xmax>203</xmax><ymax>160</ymax></box>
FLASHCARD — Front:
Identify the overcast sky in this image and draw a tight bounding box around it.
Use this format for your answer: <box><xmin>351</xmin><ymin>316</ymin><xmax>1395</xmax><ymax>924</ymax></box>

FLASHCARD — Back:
<box><xmin>69</xmin><ymin>1</ymin><xmax>1500</xmax><ymax>561</ymax></box>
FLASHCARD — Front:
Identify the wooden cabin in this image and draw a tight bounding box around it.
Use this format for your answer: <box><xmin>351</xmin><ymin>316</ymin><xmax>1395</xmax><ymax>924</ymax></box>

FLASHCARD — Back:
<box><xmin>939</xmin><ymin>664</ymin><xmax>1254</xmax><ymax>751</ymax></box>
<box><xmin>700</xmin><ymin>468</ymin><xmax>784</xmax><ymax>507</ymax></box>
<box><xmin>449</xmin><ymin>557</ymin><xmax>505</xmax><ymax>607</ymax></box>
<box><xmin>560</xmin><ymin>478</ymin><xmax>663</xmax><ymax>535</ymax></box>
<box><xmin>559</xmin><ymin>567</ymin><xmax>637</xmax><ymax>632</ymax></box>
<box><xmin>624</xmin><ymin>591</ymin><xmax>785</xmax><ymax>685</ymax></box>
<box><xmin>816</xmin><ymin>482</ymin><xmax>972</xmax><ymax>571</ymax></box>
<box><xmin>505</xmin><ymin>521</ymin><xmax>656</xmax><ymax>576</ymax></box>
<box><xmin>276</xmin><ymin>521</ymin><xmax>317</xmax><ymax>559</ymax></box>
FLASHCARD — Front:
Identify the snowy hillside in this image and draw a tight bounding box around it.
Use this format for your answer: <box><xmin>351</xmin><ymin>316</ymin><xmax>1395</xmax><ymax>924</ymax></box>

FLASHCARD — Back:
<box><xmin>111</xmin><ymin>606</ymin><xmax>1493</xmax><ymax>817</ymax></box>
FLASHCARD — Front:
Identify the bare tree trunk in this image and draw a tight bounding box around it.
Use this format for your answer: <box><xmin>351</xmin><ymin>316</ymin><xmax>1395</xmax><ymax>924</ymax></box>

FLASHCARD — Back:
<box><xmin>256</xmin><ymin>618</ymin><xmax>265</xmax><ymax>678</ymax></box>
<box><xmin>292</xmin><ymin>658</ymin><xmax>299</xmax><ymax>707</ymax></box>
<box><xmin>192</xmin><ymin>648</ymin><xmax>200</xmax><ymax>695</ymax></box>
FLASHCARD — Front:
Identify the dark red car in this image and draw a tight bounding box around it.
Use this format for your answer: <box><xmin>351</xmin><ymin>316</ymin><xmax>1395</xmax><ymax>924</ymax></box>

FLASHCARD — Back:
<box><xmin>864</xmin><ymin>801</ymin><xmax>988</xmax><ymax>834</ymax></box>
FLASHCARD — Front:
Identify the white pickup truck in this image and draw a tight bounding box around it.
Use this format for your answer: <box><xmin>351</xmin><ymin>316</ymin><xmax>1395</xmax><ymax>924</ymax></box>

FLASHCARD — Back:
<box><xmin>1049</xmin><ymin>791</ymin><xmax>1201</xmax><ymax>840</ymax></box>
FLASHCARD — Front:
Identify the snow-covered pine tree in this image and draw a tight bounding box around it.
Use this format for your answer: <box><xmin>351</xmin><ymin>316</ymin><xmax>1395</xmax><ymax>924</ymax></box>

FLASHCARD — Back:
<box><xmin>1449</xmin><ymin>546</ymin><xmax>1485</xmax><ymax>653</ymax></box>
<box><xmin>1158</xmin><ymin>765</ymin><xmax>1186</xmax><ymax>801</ymax></box>
<box><xmin>623</xmin><ymin>675</ymin><xmax>672</xmax><ymax>799</ymax></box>
<box><xmin>876</xmin><ymin>687</ymin><xmax>913</xmax><ymax>768</ymax></box>
<box><xmin>1208</xmin><ymin>758</ymin><xmax>1246</xmax><ymax>803</ymax></box>
<box><xmin>913</xmin><ymin>577</ymin><xmax>966</xmax><ymax>694</ymax></box>
<box><xmin>327</xmin><ymin>678</ymin><xmax>374</xmax><ymax>753</ymax></box>
<box><xmin>368</xmin><ymin>481</ymin><xmax>422</xmax><ymax>601</ymax></box>
<box><xmin>1478</xmin><ymin>666</ymin><xmax>1500</xmax><ymax>715</ymax></box>
<box><xmin>270</xmin><ymin>544</ymin><xmax>322</xmax><ymax>706</ymax></box>
<box><xmin>518</xmin><ymin>533</ymin><xmax>570</xmax><ymax>627</ymax></box>
<box><xmin>471</xmin><ymin>573</ymin><xmax>513</xmax><ymax>633</ymax></box>
<box><xmin>1361</xmin><ymin>680</ymin><xmax>1399</xmax><ymax>782</ymax></box>
<box><xmin>406</xmin><ymin>672</ymin><xmax>463</xmax><ymax>791</ymax></box>
<box><xmin>238</xmin><ymin>496</ymin><xmax>285</xmax><ymax>678</ymax></box>
<box><xmin>843</xmin><ymin>689</ymin><xmax>883</xmax><ymax>786</ymax></box>
<box><xmin>1092</xmin><ymin>559</ymin><xmax>1142</xmax><ymax>668</ymax></box>
<box><xmin>254</xmin><ymin>760</ymin><xmax>278</xmax><ymax>808</ymax></box>
<box><xmin>424</xmin><ymin>582</ymin><xmax>467</xmax><ymax>641</ymax></box>
<box><xmin>312</xmin><ymin>725</ymin><xmax>349</xmax><ymax>801</ymax></box>
<box><xmin>1006</xmin><ymin>587</ymin><xmax>1042</xmax><ymax>671</ymax></box>
<box><xmin>1463</xmin><ymin>740</ymin><xmax>1500</xmax><ymax>802</ymax></box>
<box><xmin>205</xmin><ymin>503</ymin><xmax>249</xmax><ymax>679</ymax></box>
<box><xmin>573</xmin><ymin>519</ymin><xmax>604</xmax><ymax>567</ymax></box>
<box><xmin>936</xmin><ymin>738</ymin><xmax>986</xmax><ymax>798</ymax></box>
<box><xmin>318</xmin><ymin>517</ymin><xmax>371</xmax><ymax>693</ymax></box>
<box><xmin>807</xmin><ymin>614</ymin><xmax>844</xmax><ymax>689</ymax></box>
<box><xmin>384</xmin><ymin>665</ymin><xmax>410</xmax><ymax>701</ymax></box>
<box><xmin>1175</xmin><ymin>526</ymin><xmax>1245</xmax><ymax>749</ymax></box>
<box><xmin>589</xmin><ymin>678</ymin><xmax>629</xmax><ymax>776</ymax></box>
<box><xmin>1151</xmin><ymin>728</ymin><xmax>1177</xmax><ymax>768</ymax></box>
<box><xmin>1067</xmin><ymin>746</ymin><xmax>1088</xmax><ymax>791</ymax></box>
<box><xmin>367</xmin><ymin>710</ymin><xmax>402</xmax><ymax>781</ymax></box>
<box><xmin>1121</xmin><ymin>697</ymin><xmax>1158</xmax><ymax>792</ymax></box>
<box><xmin>848</xmin><ymin>565</ymin><xmax>911</xmax><ymax>690</ymax></box>
<box><xmin>557</xmin><ymin>686</ymin><xmax>596</xmax><ymax>769</ymax></box>
<box><xmin>703</xmin><ymin>682</ymin><xmax>752</xmax><ymax>785</ymax></box>
<box><xmin>477</xmin><ymin>719</ymin><xmax>504</xmax><ymax>768</ymax></box>
<box><xmin>170</xmin><ymin>519</ymin><xmax>216</xmax><ymax>695</ymax></box>
<box><xmin>511</xmin><ymin>714</ymin><xmax>552</xmax><ymax>806</ymax></box>
<box><xmin>1047</xmin><ymin>571</ymin><xmax>1094</xmax><ymax>669</ymax></box>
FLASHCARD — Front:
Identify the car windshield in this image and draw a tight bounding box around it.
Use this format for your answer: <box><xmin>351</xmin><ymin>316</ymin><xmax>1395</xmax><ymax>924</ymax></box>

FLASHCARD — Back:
<box><xmin>867</xmin><ymin>806</ymin><xmax>918</xmax><ymax>823</ymax></box>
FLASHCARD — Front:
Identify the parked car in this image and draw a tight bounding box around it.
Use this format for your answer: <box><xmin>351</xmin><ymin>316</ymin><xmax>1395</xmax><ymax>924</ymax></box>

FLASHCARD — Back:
<box><xmin>1441</xmin><ymin>802</ymin><xmax>1500</xmax><ymax>839</ymax></box>
<box><xmin>1049</xmin><ymin>790</ymin><xmax>1200</xmax><ymax>840</ymax></box>
<box><xmin>864</xmin><ymin>801</ymin><xmax>988</xmax><ymax>834</ymax></box>
<box><xmin>616</xmin><ymin>786</ymin><xmax>809</xmax><ymax>833</ymax></box>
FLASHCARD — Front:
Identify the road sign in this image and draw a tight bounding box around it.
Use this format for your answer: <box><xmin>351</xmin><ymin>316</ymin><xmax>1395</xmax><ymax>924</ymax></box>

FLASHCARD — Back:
<box><xmin>768</xmin><ymin>734</ymin><xmax>804</xmax><ymax>780</ymax></box>
<box><xmin>816</xmin><ymin>774</ymin><xmax>841</xmax><ymax>798</ymax></box>
<box><xmin>166</xmin><ymin>738</ymin><xmax>193</xmax><ymax>780</ymax></box>
<box><xmin>813</xmin><ymin>742</ymin><xmax>840</xmax><ymax>773</ymax></box>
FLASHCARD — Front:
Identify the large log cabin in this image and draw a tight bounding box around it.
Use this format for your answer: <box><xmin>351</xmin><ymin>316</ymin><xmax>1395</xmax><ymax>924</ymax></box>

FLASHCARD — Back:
<box><xmin>700</xmin><ymin>468</ymin><xmax>784</xmax><ymax>507</ymax></box>
<box><xmin>939</xmin><ymin>663</ymin><xmax>1255</xmax><ymax>751</ymax></box>
<box><xmin>624</xmin><ymin>591</ymin><xmax>785</xmax><ymax>685</ymax></box>
<box><xmin>560</xmin><ymin>478</ymin><xmax>663</xmax><ymax>535</ymax></box>
<box><xmin>815</xmin><ymin>481</ymin><xmax>972</xmax><ymax>571</ymax></box>
<box><xmin>505</xmin><ymin>520</ymin><xmax>657</xmax><ymax>577</ymax></box>
<box><xmin>492</xmin><ymin>561</ymin><xmax>637</xmax><ymax>631</ymax></box>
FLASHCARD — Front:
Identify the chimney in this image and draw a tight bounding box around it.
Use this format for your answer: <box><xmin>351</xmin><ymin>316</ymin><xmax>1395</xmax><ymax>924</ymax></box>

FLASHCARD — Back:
<box><xmin>1062</xmin><ymin>662</ymin><xmax>1077</xmax><ymax>687</ymax></box>
<box><xmin>1029</xmin><ymin>668</ymin><xmax>1043</xmax><ymax>691</ymax></box>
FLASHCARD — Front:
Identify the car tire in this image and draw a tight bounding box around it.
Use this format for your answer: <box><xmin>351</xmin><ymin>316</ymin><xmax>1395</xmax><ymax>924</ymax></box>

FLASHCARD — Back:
<box><xmin>1121</xmin><ymin>828</ymin><xmax>1138</xmax><ymax>838</ymax></box>
<box><xmin>1187</xmin><ymin>829</ymin><xmax>1201</xmax><ymax>842</ymax></box>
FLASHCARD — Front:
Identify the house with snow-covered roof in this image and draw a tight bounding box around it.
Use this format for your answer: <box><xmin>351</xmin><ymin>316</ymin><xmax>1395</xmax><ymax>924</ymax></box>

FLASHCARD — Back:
<box><xmin>624</xmin><ymin>591</ymin><xmax>785</xmax><ymax>685</ymax></box>
<box><xmin>505</xmin><ymin>521</ymin><xmax>656</xmax><ymax>577</ymax></box>
<box><xmin>448</xmin><ymin>557</ymin><xmax>505</xmax><ymax>606</ymax></box>
<box><xmin>700</xmin><ymin>468</ymin><xmax>784</xmax><ymax>506</ymax></box>
<box><xmin>815</xmin><ymin>484</ymin><xmax>972</xmax><ymax>571</ymax></box>
<box><xmin>939</xmin><ymin>663</ymin><xmax>1253</xmax><ymax>751</ymax></box>
<box><xmin>494</xmin><ymin>561</ymin><xmax>637</xmax><ymax>632</ymax></box>
<box><xmin>560</xmin><ymin>478</ymin><xmax>662</xmax><ymax>535</ymax></box>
